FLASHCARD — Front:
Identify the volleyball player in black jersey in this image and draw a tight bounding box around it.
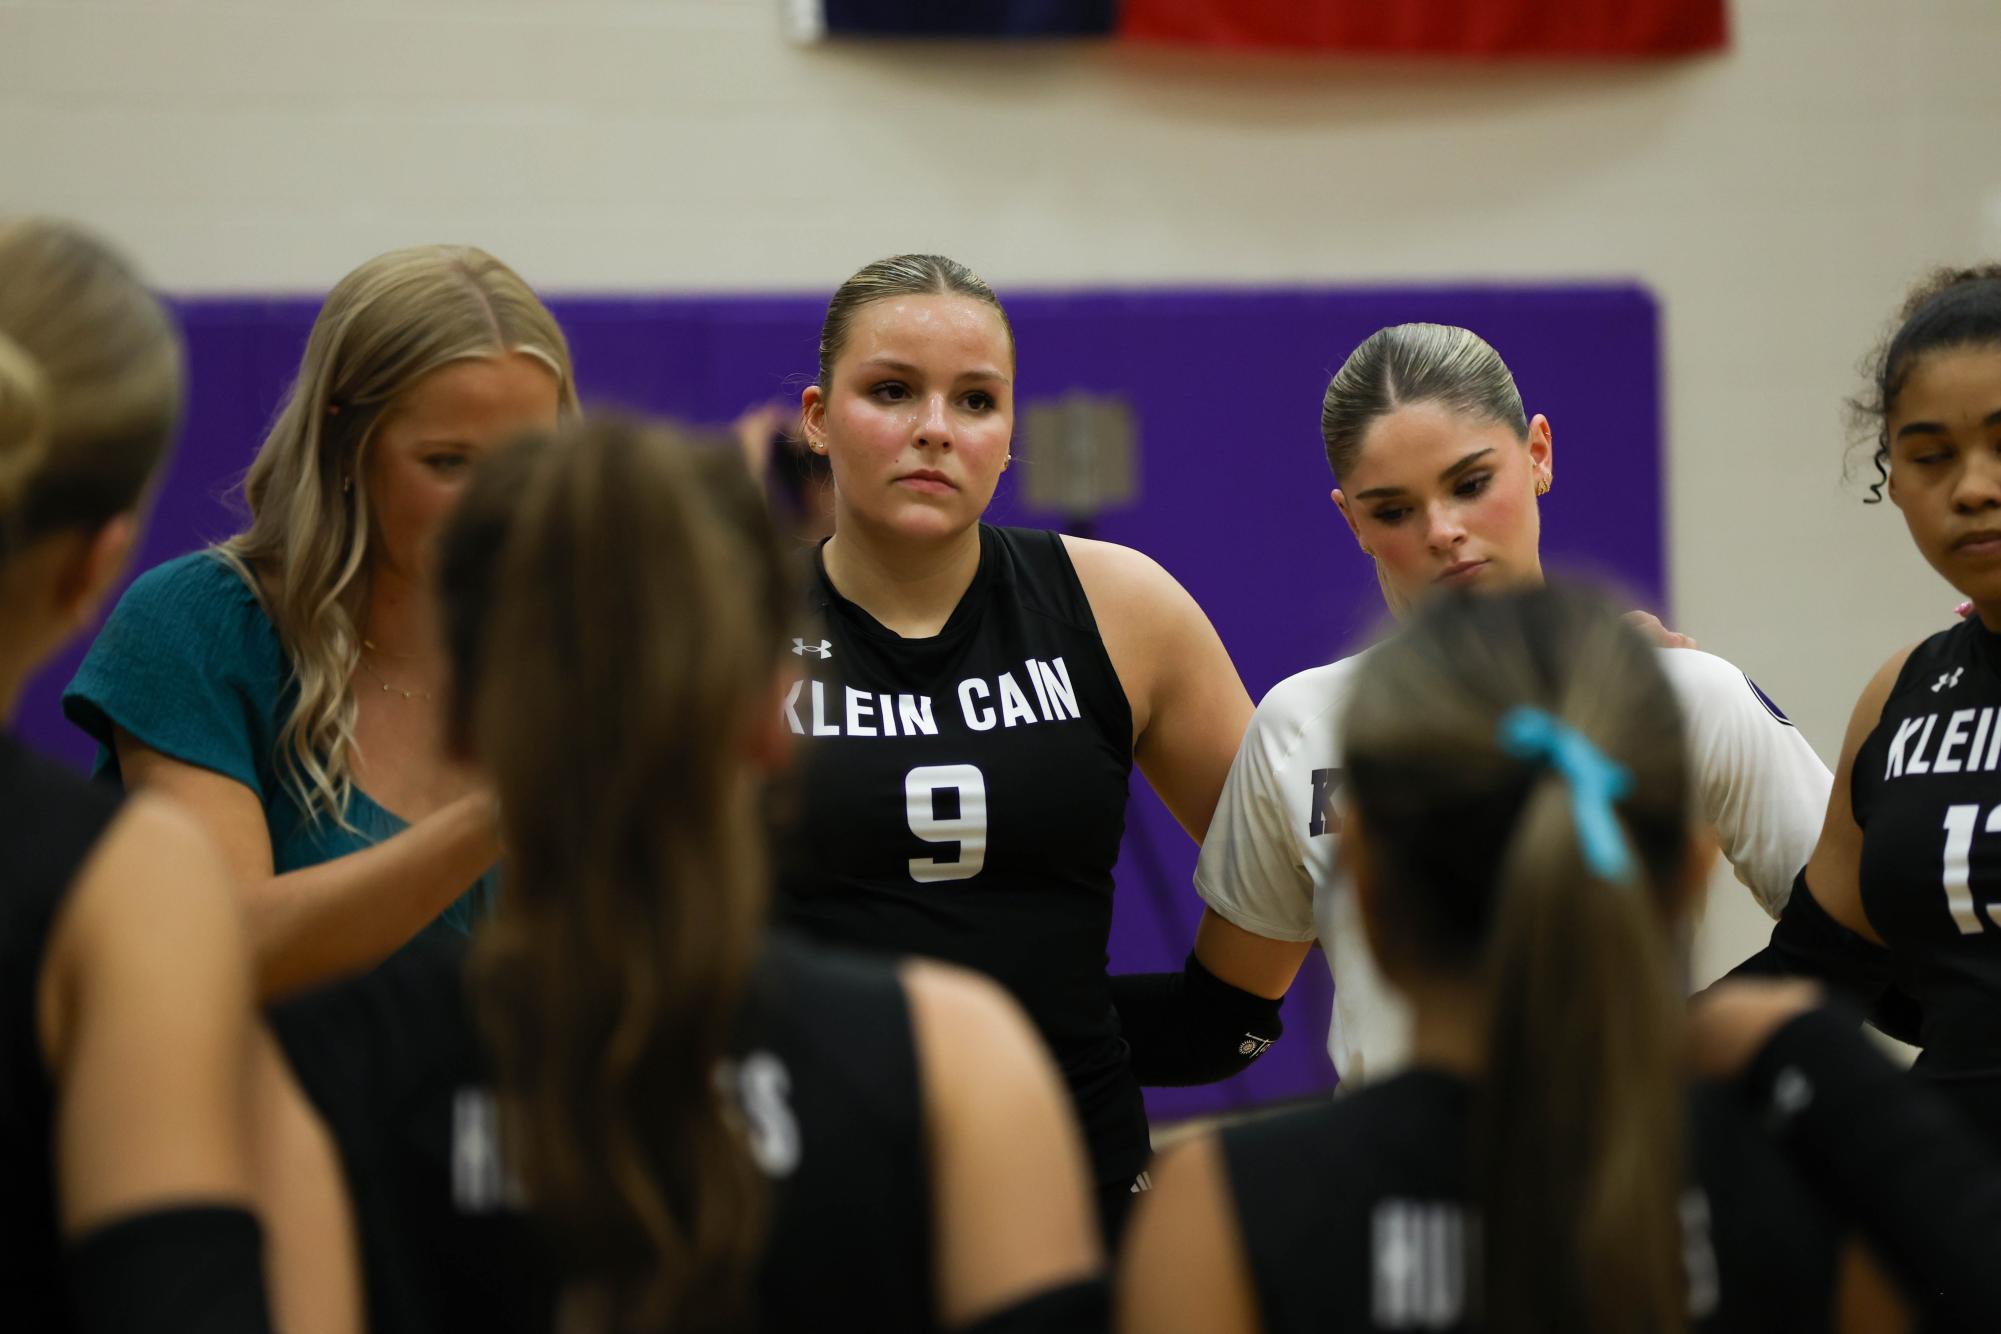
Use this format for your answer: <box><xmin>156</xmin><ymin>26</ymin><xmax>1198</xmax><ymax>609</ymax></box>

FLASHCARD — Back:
<box><xmin>1122</xmin><ymin>584</ymin><xmax>2001</xmax><ymax>1334</ymax></box>
<box><xmin>773</xmin><ymin>254</ymin><xmax>1271</xmax><ymax>1238</ymax></box>
<box><xmin>273</xmin><ymin>417</ymin><xmax>1107</xmax><ymax>1334</ymax></box>
<box><xmin>1733</xmin><ymin>268</ymin><xmax>2001</xmax><ymax>1140</ymax></box>
<box><xmin>0</xmin><ymin>219</ymin><xmax>355</xmax><ymax>1333</ymax></box>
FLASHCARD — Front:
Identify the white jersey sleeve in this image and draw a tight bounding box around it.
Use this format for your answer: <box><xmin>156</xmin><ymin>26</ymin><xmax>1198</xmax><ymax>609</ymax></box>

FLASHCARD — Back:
<box><xmin>1657</xmin><ymin>648</ymin><xmax>1832</xmax><ymax>918</ymax></box>
<box><xmin>1193</xmin><ymin>663</ymin><xmax>1353</xmax><ymax>942</ymax></box>
<box><xmin>1194</xmin><ymin>658</ymin><xmax>1414</xmax><ymax>1085</ymax></box>
<box><xmin>1191</xmin><ymin>649</ymin><xmax>1828</xmax><ymax>1090</ymax></box>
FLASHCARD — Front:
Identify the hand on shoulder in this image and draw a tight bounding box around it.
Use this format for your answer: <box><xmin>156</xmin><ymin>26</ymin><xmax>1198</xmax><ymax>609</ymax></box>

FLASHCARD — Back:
<box><xmin>1623</xmin><ymin>608</ymin><xmax>1698</xmax><ymax>650</ymax></box>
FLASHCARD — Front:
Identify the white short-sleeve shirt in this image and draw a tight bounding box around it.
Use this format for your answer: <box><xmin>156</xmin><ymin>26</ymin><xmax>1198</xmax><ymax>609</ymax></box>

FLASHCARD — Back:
<box><xmin>1193</xmin><ymin>647</ymin><xmax>1832</xmax><ymax>1086</ymax></box>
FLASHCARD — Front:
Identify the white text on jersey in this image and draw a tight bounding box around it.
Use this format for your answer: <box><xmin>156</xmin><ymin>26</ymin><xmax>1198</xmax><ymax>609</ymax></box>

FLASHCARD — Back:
<box><xmin>781</xmin><ymin>657</ymin><xmax>1082</xmax><ymax>737</ymax></box>
<box><xmin>1369</xmin><ymin>1190</ymin><xmax>1717</xmax><ymax>1328</ymax></box>
<box><xmin>1883</xmin><ymin>706</ymin><xmax>2001</xmax><ymax>780</ymax></box>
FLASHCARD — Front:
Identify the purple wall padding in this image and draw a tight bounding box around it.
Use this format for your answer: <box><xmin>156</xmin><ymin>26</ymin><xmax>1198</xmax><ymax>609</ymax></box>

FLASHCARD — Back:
<box><xmin>13</xmin><ymin>284</ymin><xmax>1662</xmax><ymax>1121</ymax></box>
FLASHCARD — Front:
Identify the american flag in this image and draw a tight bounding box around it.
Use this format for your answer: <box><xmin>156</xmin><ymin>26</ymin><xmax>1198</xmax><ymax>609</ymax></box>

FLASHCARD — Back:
<box><xmin>785</xmin><ymin>0</ymin><xmax>1728</xmax><ymax>57</ymax></box>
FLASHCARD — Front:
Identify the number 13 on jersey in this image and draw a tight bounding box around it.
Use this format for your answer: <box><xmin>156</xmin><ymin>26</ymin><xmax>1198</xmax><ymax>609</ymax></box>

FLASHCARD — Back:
<box><xmin>906</xmin><ymin>765</ymin><xmax>988</xmax><ymax>883</ymax></box>
<box><xmin>1942</xmin><ymin>804</ymin><xmax>2001</xmax><ymax>934</ymax></box>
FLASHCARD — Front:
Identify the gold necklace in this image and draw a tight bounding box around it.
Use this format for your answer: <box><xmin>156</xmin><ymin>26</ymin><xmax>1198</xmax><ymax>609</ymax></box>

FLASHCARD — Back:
<box><xmin>359</xmin><ymin>640</ymin><xmax>433</xmax><ymax>702</ymax></box>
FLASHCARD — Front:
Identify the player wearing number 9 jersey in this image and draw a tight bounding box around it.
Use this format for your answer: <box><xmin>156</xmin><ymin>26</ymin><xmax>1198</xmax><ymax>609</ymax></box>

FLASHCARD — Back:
<box><xmin>1749</xmin><ymin>267</ymin><xmax>2001</xmax><ymax>1147</ymax></box>
<box><xmin>272</xmin><ymin>418</ymin><xmax>1110</xmax><ymax>1334</ymax></box>
<box><xmin>771</xmin><ymin>255</ymin><xmax>1257</xmax><ymax>1241</ymax></box>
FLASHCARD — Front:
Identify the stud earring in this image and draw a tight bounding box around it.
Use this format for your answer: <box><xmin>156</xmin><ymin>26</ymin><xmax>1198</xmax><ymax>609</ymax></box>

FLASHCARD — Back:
<box><xmin>1535</xmin><ymin>475</ymin><xmax>1551</xmax><ymax>496</ymax></box>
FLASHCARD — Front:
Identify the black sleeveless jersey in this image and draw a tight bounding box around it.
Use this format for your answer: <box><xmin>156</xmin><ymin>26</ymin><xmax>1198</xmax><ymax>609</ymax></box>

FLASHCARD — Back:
<box><xmin>1855</xmin><ymin>616</ymin><xmax>2001</xmax><ymax>1133</ymax></box>
<box><xmin>1</xmin><ymin>731</ymin><xmax>125</xmax><ymax>1332</ymax></box>
<box><xmin>271</xmin><ymin>929</ymin><xmax>936</xmax><ymax>1334</ymax></box>
<box><xmin>773</xmin><ymin>524</ymin><xmax>1143</xmax><ymax>1186</ymax></box>
<box><xmin>1220</xmin><ymin>1070</ymin><xmax>1841</xmax><ymax>1333</ymax></box>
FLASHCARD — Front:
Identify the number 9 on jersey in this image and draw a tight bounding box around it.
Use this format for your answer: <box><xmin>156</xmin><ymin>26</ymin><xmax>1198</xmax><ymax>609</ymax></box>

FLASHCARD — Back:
<box><xmin>905</xmin><ymin>764</ymin><xmax>988</xmax><ymax>883</ymax></box>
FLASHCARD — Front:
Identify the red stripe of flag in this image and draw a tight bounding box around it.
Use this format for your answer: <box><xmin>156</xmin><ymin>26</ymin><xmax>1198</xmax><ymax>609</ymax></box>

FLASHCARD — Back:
<box><xmin>1117</xmin><ymin>0</ymin><xmax>1728</xmax><ymax>57</ymax></box>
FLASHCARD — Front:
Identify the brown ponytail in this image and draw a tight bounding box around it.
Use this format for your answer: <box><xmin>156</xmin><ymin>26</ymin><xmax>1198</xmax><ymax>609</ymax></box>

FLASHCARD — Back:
<box><xmin>1480</xmin><ymin>774</ymin><xmax>1687</xmax><ymax>1334</ymax></box>
<box><xmin>438</xmin><ymin>418</ymin><xmax>792</xmax><ymax>1332</ymax></box>
<box><xmin>1344</xmin><ymin>584</ymin><xmax>1693</xmax><ymax>1334</ymax></box>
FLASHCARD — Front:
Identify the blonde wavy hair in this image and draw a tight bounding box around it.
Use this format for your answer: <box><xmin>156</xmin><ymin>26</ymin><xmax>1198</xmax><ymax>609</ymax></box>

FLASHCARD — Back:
<box><xmin>0</xmin><ymin>217</ymin><xmax>181</xmax><ymax>566</ymax></box>
<box><xmin>214</xmin><ymin>244</ymin><xmax>577</xmax><ymax>826</ymax></box>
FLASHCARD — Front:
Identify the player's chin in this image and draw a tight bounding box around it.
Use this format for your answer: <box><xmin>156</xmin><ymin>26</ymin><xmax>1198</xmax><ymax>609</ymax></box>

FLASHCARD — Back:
<box><xmin>879</xmin><ymin>496</ymin><xmax>978</xmax><ymax>540</ymax></box>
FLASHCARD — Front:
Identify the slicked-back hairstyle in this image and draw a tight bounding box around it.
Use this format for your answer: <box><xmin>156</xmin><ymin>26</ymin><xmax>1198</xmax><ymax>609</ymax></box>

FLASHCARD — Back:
<box><xmin>1321</xmin><ymin>324</ymin><xmax>1529</xmax><ymax>614</ymax></box>
<box><xmin>0</xmin><ymin>217</ymin><xmax>181</xmax><ymax>562</ymax></box>
<box><xmin>1343</xmin><ymin>582</ymin><xmax>1693</xmax><ymax>1334</ymax></box>
<box><xmin>1851</xmin><ymin>265</ymin><xmax>2001</xmax><ymax>503</ymax></box>
<box><xmin>815</xmin><ymin>253</ymin><xmax>1014</xmax><ymax>390</ymax></box>
<box><xmin>440</xmin><ymin>418</ymin><xmax>791</xmax><ymax>1333</ymax></box>
<box><xmin>213</xmin><ymin>244</ymin><xmax>578</xmax><ymax>828</ymax></box>
<box><xmin>1321</xmin><ymin>322</ymin><xmax>1527</xmax><ymax>482</ymax></box>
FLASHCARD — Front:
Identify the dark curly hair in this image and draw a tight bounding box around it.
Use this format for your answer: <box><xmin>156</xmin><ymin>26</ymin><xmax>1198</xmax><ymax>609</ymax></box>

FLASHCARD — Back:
<box><xmin>1850</xmin><ymin>265</ymin><xmax>2001</xmax><ymax>503</ymax></box>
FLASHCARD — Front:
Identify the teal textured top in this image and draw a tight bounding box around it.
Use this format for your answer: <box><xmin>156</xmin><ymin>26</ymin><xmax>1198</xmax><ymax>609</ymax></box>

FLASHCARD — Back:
<box><xmin>62</xmin><ymin>550</ymin><xmax>498</xmax><ymax>936</ymax></box>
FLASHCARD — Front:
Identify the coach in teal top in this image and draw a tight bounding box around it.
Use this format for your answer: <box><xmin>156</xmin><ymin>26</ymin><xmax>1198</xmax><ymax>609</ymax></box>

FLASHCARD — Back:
<box><xmin>62</xmin><ymin>243</ymin><xmax>578</xmax><ymax>998</ymax></box>
<box><xmin>65</xmin><ymin>550</ymin><xmax>498</xmax><ymax>933</ymax></box>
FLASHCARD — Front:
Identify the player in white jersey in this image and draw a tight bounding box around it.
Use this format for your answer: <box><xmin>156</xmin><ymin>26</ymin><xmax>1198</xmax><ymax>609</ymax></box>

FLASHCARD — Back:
<box><xmin>1186</xmin><ymin>323</ymin><xmax>1832</xmax><ymax>1085</ymax></box>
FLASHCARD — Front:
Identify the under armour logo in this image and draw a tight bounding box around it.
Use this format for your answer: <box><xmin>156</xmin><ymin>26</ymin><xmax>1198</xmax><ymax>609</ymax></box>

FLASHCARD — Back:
<box><xmin>792</xmin><ymin>638</ymin><xmax>832</xmax><ymax>659</ymax></box>
<box><xmin>1934</xmin><ymin>667</ymin><xmax>1964</xmax><ymax>693</ymax></box>
<box><xmin>1237</xmin><ymin>1033</ymin><xmax>1275</xmax><ymax>1060</ymax></box>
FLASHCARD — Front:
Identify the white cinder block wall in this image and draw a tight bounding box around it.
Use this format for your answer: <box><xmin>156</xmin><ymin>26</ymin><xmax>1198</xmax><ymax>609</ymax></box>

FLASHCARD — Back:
<box><xmin>7</xmin><ymin>0</ymin><xmax>2001</xmax><ymax>983</ymax></box>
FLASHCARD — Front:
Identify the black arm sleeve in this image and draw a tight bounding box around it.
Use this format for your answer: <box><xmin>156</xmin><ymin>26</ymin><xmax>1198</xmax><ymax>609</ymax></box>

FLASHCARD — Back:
<box><xmin>1742</xmin><ymin>1007</ymin><xmax>2001</xmax><ymax>1330</ymax></box>
<box><xmin>1110</xmin><ymin>953</ymin><xmax>1283</xmax><ymax>1087</ymax></box>
<box><xmin>1713</xmin><ymin>868</ymin><xmax>1922</xmax><ymax>1044</ymax></box>
<box><xmin>954</xmin><ymin>1278</ymin><xmax>1108</xmax><ymax>1334</ymax></box>
<box><xmin>66</xmin><ymin>1204</ymin><xmax>273</xmax><ymax>1334</ymax></box>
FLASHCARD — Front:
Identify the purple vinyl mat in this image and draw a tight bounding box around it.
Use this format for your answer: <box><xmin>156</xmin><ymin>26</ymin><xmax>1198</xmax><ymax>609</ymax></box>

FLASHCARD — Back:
<box><xmin>13</xmin><ymin>284</ymin><xmax>1661</xmax><ymax>1121</ymax></box>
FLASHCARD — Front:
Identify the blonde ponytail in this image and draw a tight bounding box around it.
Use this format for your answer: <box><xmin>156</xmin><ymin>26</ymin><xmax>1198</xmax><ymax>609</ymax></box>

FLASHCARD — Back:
<box><xmin>0</xmin><ymin>328</ymin><xmax>53</xmax><ymax>540</ymax></box>
<box><xmin>1343</xmin><ymin>584</ymin><xmax>1694</xmax><ymax>1334</ymax></box>
<box><xmin>1479</xmin><ymin>772</ymin><xmax>1686</xmax><ymax>1334</ymax></box>
<box><xmin>0</xmin><ymin>218</ymin><xmax>180</xmax><ymax>564</ymax></box>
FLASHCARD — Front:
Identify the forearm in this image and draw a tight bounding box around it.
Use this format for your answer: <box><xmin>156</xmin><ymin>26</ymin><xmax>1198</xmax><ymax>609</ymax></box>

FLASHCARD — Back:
<box><xmin>1112</xmin><ymin>953</ymin><xmax>1283</xmax><ymax>1087</ymax></box>
<box><xmin>245</xmin><ymin>793</ymin><xmax>500</xmax><ymax>999</ymax></box>
<box><xmin>1742</xmin><ymin>1008</ymin><xmax>2001</xmax><ymax>1328</ymax></box>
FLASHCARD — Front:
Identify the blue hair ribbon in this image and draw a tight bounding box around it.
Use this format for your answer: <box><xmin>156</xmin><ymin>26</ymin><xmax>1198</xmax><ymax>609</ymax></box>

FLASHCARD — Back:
<box><xmin>1497</xmin><ymin>706</ymin><xmax>1637</xmax><ymax>884</ymax></box>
